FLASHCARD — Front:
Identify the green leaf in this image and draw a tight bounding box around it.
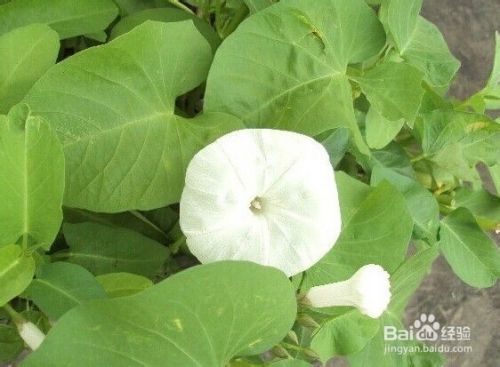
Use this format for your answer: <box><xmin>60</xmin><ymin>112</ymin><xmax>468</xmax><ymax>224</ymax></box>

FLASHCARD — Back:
<box><xmin>417</xmin><ymin>110</ymin><xmax>500</xmax><ymax>171</ymax></box>
<box><xmin>371</xmin><ymin>143</ymin><xmax>415</xmax><ymax>179</ymax></box>
<box><xmin>315</xmin><ymin>128</ymin><xmax>350</xmax><ymax>167</ymax></box>
<box><xmin>304</xmin><ymin>181</ymin><xmax>413</xmax><ymax>287</ymax></box>
<box><xmin>371</xmin><ymin>165</ymin><xmax>439</xmax><ymax>240</ymax></box>
<box><xmin>0</xmin><ymin>0</ymin><xmax>118</xmax><ymax>39</ymax></box>
<box><xmin>96</xmin><ymin>273</ymin><xmax>153</xmax><ymax>298</ymax></box>
<box><xmin>110</xmin><ymin>8</ymin><xmax>220</xmax><ymax>50</ymax></box>
<box><xmin>22</xmin><ymin>261</ymin><xmax>297</xmax><ymax>367</ymax></box>
<box><xmin>0</xmin><ymin>24</ymin><xmax>59</xmax><ymax>113</ymax></box>
<box><xmin>0</xmin><ymin>104</ymin><xmax>65</xmax><ymax>248</ymax></box>
<box><xmin>58</xmin><ymin>222</ymin><xmax>170</xmax><ymax>277</ymax></box>
<box><xmin>63</xmin><ymin>207</ymin><xmax>176</xmax><ymax>243</ymax></box>
<box><xmin>388</xmin><ymin>247</ymin><xmax>438</xmax><ymax>316</ymax></box>
<box><xmin>403</xmin><ymin>17</ymin><xmax>460</xmax><ymax>90</ymax></box>
<box><xmin>335</xmin><ymin>171</ymin><xmax>372</xmax><ymax>224</ymax></box>
<box><xmin>454</xmin><ymin>187</ymin><xmax>500</xmax><ymax>229</ymax></box>
<box><xmin>439</xmin><ymin>208</ymin><xmax>500</xmax><ymax>288</ymax></box>
<box><xmin>386</xmin><ymin>0</ymin><xmax>423</xmax><ymax>52</ymax></box>
<box><xmin>24</xmin><ymin>21</ymin><xmax>243</xmax><ymax>212</ymax></box>
<box><xmin>0</xmin><ymin>324</ymin><xmax>24</xmax><ymax>363</ymax></box>
<box><xmin>0</xmin><ymin>244</ymin><xmax>35</xmax><ymax>306</ymax></box>
<box><xmin>205</xmin><ymin>0</ymin><xmax>386</xmax><ymax>154</ymax></box>
<box><xmin>311</xmin><ymin>310</ymin><xmax>380</xmax><ymax>360</ymax></box>
<box><xmin>384</xmin><ymin>0</ymin><xmax>460</xmax><ymax>90</ymax></box>
<box><xmin>348</xmin><ymin>314</ymin><xmax>445</xmax><ymax>367</ymax></box>
<box><xmin>355</xmin><ymin>62</ymin><xmax>424</xmax><ymax>122</ymax></box>
<box><xmin>365</xmin><ymin>107</ymin><xmax>404</xmax><ymax>149</ymax></box>
<box><xmin>24</xmin><ymin>262</ymin><xmax>107</xmax><ymax>320</ymax></box>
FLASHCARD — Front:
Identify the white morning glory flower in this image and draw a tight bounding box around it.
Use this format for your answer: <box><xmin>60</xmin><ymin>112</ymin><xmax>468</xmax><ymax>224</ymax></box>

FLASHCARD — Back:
<box><xmin>179</xmin><ymin>129</ymin><xmax>342</xmax><ymax>276</ymax></box>
<box><xmin>305</xmin><ymin>264</ymin><xmax>392</xmax><ymax>318</ymax></box>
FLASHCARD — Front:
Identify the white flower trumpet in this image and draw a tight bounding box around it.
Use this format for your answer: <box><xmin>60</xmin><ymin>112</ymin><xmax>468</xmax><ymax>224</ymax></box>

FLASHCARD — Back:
<box><xmin>180</xmin><ymin>129</ymin><xmax>342</xmax><ymax>276</ymax></box>
<box><xmin>305</xmin><ymin>264</ymin><xmax>391</xmax><ymax>318</ymax></box>
<box><xmin>17</xmin><ymin>321</ymin><xmax>45</xmax><ymax>350</ymax></box>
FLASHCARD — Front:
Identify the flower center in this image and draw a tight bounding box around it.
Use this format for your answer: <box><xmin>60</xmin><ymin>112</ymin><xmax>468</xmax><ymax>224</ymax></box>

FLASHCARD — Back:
<box><xmin>250</xmin><ymin>197</ymin><xmax>263</xmax><ymax>213</ymax></box>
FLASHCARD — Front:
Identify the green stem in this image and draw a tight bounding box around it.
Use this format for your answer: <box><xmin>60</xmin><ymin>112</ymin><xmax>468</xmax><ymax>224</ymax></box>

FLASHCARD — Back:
<box><xmin>2</xmin><ymin>303</ymin><xmax>24</xmax><ymax>324</ymax></box>
<box><xmin>129</xmin><ymin>210</ymin><xmax>169</xmax><ymax>240</ymax></box>
<box><xmin>21</xmin><ymin>233</ymin><xmax>28</xmax><ymax>250</ymax></box>
<box><xmin>221</xmin><ymin>4</ymin><xmax>249</xmax><ymax>38</ymax></box>
<box><xmin>168</xmin><ymin>0</ymin><xmax>195</xmax><ymax>15</ymax></box>
<box><xmin>410</xmin><ymin>154</ymin><xmax>427</xmax><ymax>163</ymax></box>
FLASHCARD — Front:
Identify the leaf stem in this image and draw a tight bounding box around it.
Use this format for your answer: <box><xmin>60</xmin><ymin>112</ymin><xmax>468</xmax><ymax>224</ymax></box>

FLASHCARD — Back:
<box><xmin>129</xmin><ymin>210</ymin><xmax>169</xmax><ymax>240</ymax></box>
<box><xmin>21</xmin><ymin>233</ymin><xmax>28</xmax><ymax>250</ymax></box>
<box><xmin>2</xmin><ymin>303</ymin><xmax>24</xmax><ymax>324</ymax></box>
<box><xmin>410</xmin><ymin>154</ymin><xmax>427</xmax><ymax>163</ymax></box>
<box><xmin>221</xmin><ymin>3</ymin><xmax>249</xmax><ymax>38</ymax></box>
<box><xmin>168</xmin><ymin>0</ymin><xmax>195</xmax><ymax>15</ymax></box>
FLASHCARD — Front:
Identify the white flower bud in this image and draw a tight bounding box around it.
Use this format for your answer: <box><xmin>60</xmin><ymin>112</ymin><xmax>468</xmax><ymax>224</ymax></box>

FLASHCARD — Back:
<box><xmin>305</xmin><ymin>264</ymin><xmax>391</xmax><ymax>318</ymax></box>
<box><xmin>17</xmin><ymin>321</ymin><xmax>45</xmax><ymax>350</ymax></box>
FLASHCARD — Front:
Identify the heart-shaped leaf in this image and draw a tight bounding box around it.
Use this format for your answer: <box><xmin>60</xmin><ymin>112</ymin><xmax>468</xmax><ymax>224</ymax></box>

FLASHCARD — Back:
<box><xmin>205</xmin><ymin>0</ymin><xmax>386</xmax><ymax>154</ymax></box>
<box><xmin>25</xmin><ymin>21</ymin><xmax>243</xmax><ymax>212</ymax></box>
<box><xmin>22</xmin><ymin>261</ymin><xmax>297</xmax><ymax>367</ymax></box>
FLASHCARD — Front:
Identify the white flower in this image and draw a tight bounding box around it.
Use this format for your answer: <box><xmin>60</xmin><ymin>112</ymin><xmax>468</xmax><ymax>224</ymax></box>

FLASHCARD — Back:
<box><xmin>17</xmin><ymin>321</ymin><xmax>45</xmax><ymax>350</ymax></box>
<box><xmin>179</xmin><ymin>129</ymin><xmax>342</xmax><ymax>276</ymax></box>
<box><xmin>305</xmin><ymin>264</ymin><xmax>391</xmax><ymax>318</ymax></box>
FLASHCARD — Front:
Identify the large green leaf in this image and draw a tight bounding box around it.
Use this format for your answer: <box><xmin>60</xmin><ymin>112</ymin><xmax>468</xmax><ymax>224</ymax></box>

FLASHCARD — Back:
<box><xmin>0</xmin><ymin>0</ymin><xmax>118</xmax><ymax>39</ymax></box>
<box><xmin>355</xmin><ymin>62</ymin><xmax>424</xmax><ymax>122</ymax></box>
<box><xmin>311</xmin><ymin>310</ymin><xmax>379</xmax><ymax>360</ymax></box>
<box><xmin>365</xmin><ymin>108</ymin><xmax>404</xmax><ymax>149</ymax></box>
<box><xmin>403</xmin><ymin>17</ymin><xmax>460</xmax><ymax>90</ymax></box>
<box><xmin>439</xmin><ymin>208</ymin><xmax>500</xmax><ymax>288</ymax></box>
<box><xmin>24</xmin><ymin>262</ymin><xmax>107</xmax><ymax>320</ymax></box>
<box><xmin>388</xmin><ymin>247</ymin><xmax>438</xmax><ymax>316</ymax></box>
<box><xmin>24</xmin><ymin>21</ymin><xmax>243</xmax><ymax>212</ymax></box>
<box><xmin>0</xmin><ymin>244</ymin><xmax>35</xmax><ymax>306</ymax></box>
<box><xmin>304</xmin><ymin>181</ymin><xmax>413</xmax><ymax>287</ymax></box>
<box><xmin>385</xmin><ymin>0</ymin><xmax>423</xmax><ymax>52</ymax></box>
<box><xmin>384</xmin><ymin>0</ymin><xmax>460</xmax><ymax>90</ymax></box>
<box><xmin>371</xmin><ymin>165</ymin><xmax>439</xmax><ymax>240</ymax></box>
<box><xmin>205</xmin><ymin>0</ymin><xmax>387</xmax><ymax>154</ymax></box>
<box><xmin>0</xmin><ymin>104</ymin><xmax>64</xmax><ymax>248</ymax></box>
<box><xmin>57</xmin><ymin>222</ymin><xmax>169</xmax><ymax>277</ymax></box>
<box><xmin>0</xmin><ymin>24</ymin><xmax>59</xmax><ymax>113</ymax></box>
<box><xmin>22</xmin><ymin>261</ymin><xmax>297</xmax><ymax>367</ymax></box>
